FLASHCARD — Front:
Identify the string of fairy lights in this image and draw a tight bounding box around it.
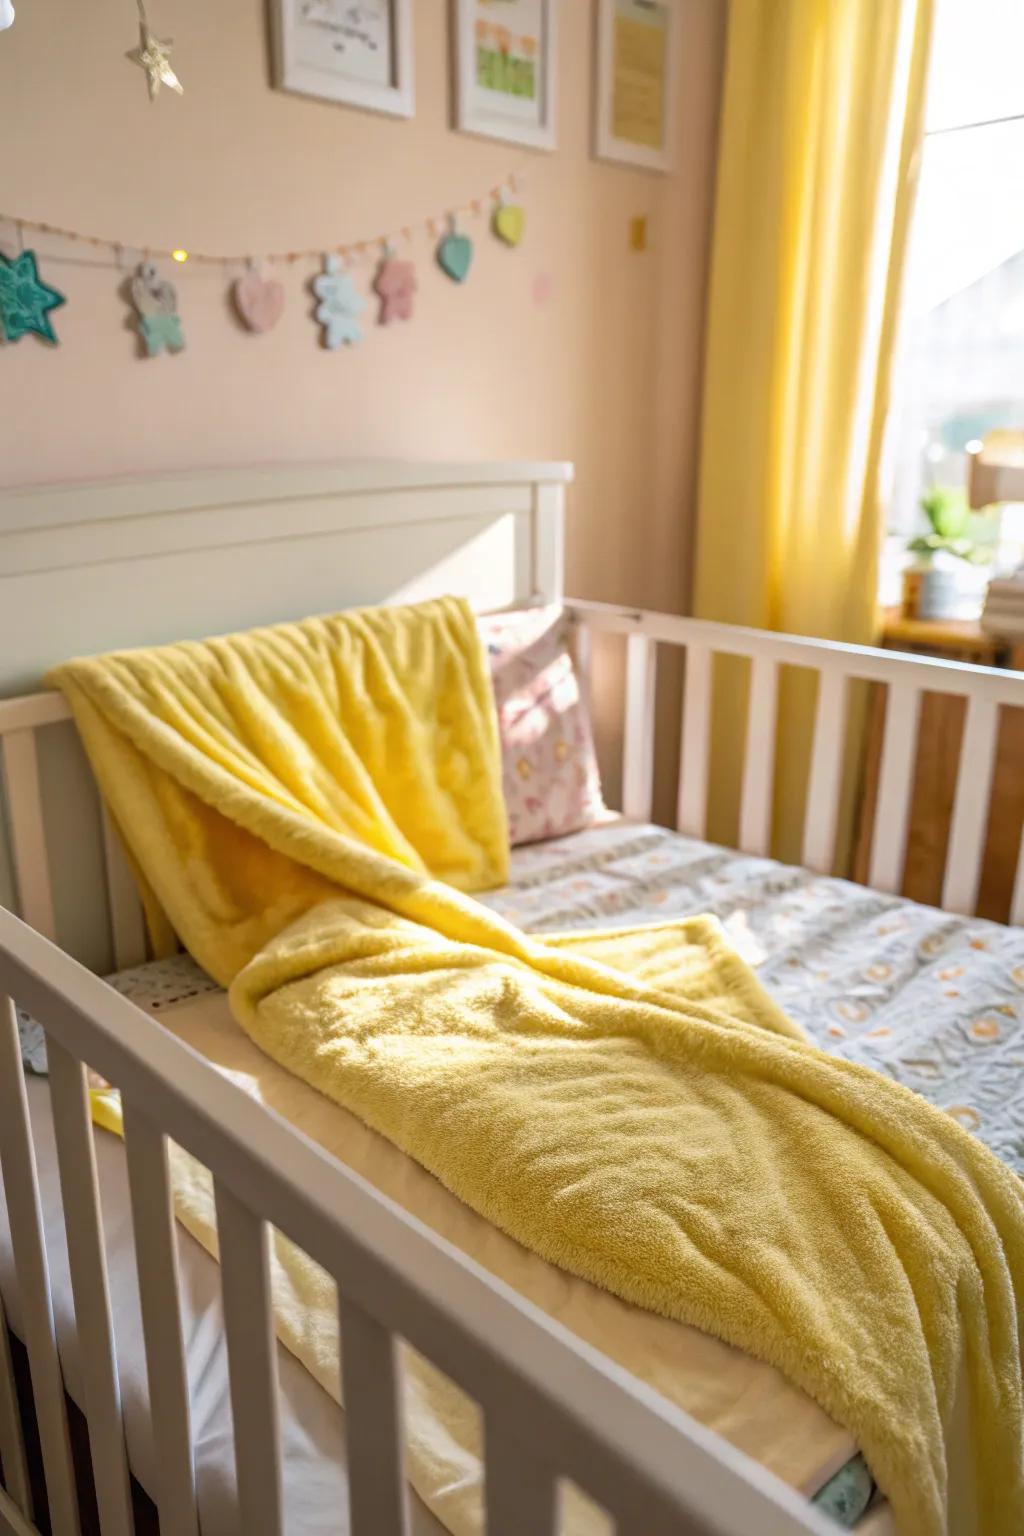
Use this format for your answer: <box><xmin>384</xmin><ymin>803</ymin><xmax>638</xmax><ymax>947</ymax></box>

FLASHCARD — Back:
<box><xmin>0</xmin><ymin>0</ymin><xmax>533</xmax><ymax>352</ymax></box>
<box><xmin>0</xmin><ymin>170</ymin><xmax>529</xmax><ymax>351</ymax></box>
<box><xmin>1</xmin><ymin>170</ymin><xmax>526</xmax><ymax>272</ymax></box>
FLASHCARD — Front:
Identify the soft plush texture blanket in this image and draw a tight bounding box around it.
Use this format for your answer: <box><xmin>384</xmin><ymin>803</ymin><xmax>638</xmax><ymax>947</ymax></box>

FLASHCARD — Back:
<box><xmin>50</xmin><ymin>597</ymin><xmax>1024</xmax><ymax>1536</ymax></box>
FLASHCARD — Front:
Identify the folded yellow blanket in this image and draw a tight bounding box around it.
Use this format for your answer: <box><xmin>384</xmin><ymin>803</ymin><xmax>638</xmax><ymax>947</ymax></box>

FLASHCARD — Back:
<box><xmin>52</xmin><ymin>597</ymin><xmax>509</xmax><ymax>982</ymax></box>
<box><xmin>51</xmin><ymin>597</ymin><xmax>1024</xmax><ymax>1536</ymax></box>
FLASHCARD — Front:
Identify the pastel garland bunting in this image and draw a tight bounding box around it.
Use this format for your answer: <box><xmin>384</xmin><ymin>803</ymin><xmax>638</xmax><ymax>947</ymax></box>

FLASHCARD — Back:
<box><xmin>313</xmin><ymin>255</ymin><xmax>365</xmax><ymax>348</ymax></box>
<box><xmin>233</xmin><ymin>266</ymin><xmax>285</xmax><ymax>333</ymax></box>
<box><xmin>374</xmin><ymin>256</ymin><xmax>417</xmax><ymax>324</ymax></box>
<box><xmin>0</xmin><ymin>169</ymin><xmax>526</xmax><ymax>356</ymax></box>
<box><xmin>0</xmin><ymin>249</ymin><xmax>66</xmax><ymax>344</ymax></box>
<box><xmin>130</xmin><ymin>260</ymin><xmax>186</xmax><ymax>357</ymax></box>
<box><xmin>494</xmin><ymin>202</ymin><xmax>525</xmax><ymax>247</ymax></box>
<box><xmin>437</xmin><ymin>229</ymin><xmax>474</xmax><ymax>284</ymax></box>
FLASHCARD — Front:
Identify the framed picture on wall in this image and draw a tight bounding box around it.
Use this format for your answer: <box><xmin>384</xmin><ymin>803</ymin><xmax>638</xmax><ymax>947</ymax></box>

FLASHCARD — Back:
<box><xmin>453</xmin><ymin>0</ymin><xmax>559</xmax><ymax>152</ymax></box>
<box><xmin>271</xmin><ymin>0</ymin><xmax>414</xmax><ymax>118</ymax></box>
<box><xmin>594</xmin><ymin>0</ymin><xmax>678</xmax><ymax>172</ymax></box>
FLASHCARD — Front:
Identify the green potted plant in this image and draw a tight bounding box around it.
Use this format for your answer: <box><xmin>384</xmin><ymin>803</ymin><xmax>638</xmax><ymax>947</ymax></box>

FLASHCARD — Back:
<box><xmin>903</xmin><ymin>487</ymin><xmax>992</xmax><ymax>620</ymax></box>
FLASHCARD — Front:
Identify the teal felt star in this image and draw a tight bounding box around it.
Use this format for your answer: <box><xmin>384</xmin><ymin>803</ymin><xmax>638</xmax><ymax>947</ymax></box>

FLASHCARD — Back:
<box><xmin>0</xmin><ymin>249</ymin><xmax>66</xmax><ymax>344</ymax></box>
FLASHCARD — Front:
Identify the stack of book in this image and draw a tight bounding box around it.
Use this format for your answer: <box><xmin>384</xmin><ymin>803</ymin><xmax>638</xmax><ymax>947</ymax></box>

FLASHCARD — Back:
<box><xmin>981</xmin><ymin>574</ymin><xmax>1024</xmax><ymax>636</ymax></box>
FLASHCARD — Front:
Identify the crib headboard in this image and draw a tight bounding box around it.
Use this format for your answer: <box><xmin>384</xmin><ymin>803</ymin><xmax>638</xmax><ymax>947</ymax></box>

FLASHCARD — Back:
<box><xmin>0</xmin><ymin>460</ymin><xmax>573</xmax><ymax>970</ymax></box>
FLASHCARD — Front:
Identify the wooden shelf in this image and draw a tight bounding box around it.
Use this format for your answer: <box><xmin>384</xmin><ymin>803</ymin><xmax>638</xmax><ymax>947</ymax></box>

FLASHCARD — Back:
<box><xmin>881</xmin><ymin>607</ymin><xmax>998</xmax><ymax>658</ymax></box>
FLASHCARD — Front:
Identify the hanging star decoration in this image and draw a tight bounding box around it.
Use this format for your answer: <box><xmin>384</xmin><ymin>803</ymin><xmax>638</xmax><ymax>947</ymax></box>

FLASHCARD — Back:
<box><xmin>0</xmin><ymin>249</ymin><xmax>66</xmax><ymax>344</ymax></box>
<box><xmin>374</xmin><ymin>256</ymin><xmax>416</xmax><ymax>325</ymax></box>
<box><xmin>313</xmin><ymin>255</ymin><xmax>365</xmax><ymax>349</ymax></box>
<box><xmin>126</xmin><ymin>0</ymin><xmax>183</xmax><ymax>100</ymax></box>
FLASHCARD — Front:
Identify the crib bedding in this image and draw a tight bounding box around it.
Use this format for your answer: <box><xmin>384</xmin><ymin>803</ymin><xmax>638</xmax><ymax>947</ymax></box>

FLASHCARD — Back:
<box><xmin>5</xmin><ymin>997</ymin><xmax>872</xmax><ymax>1536</ymax></box>
<box><xmin>0</xmin><ymin>1075</ymin><xmax>885</xmax><ymax>1536</ymax></box>
<box><xmin>9</xmin><ymin>813</ymin><xmax>1024</xmax><ymax>1535</ymax></box>
<box><xmin>41</xmin><ymin>597</ymin><xmax>1024</xmax><ymax>1536</ymax></box>
<box><xmin>481</xmin><ymin>820</ymin><xmax>1024</xmax><ymax>1175</ymax></box>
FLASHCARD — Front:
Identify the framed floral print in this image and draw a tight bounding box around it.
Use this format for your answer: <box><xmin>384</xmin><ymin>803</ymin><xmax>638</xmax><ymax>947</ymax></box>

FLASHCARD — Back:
<box><xmin>453</xmin><ymin>0</ymin><xmax>559</xmax><ymax>152</ymax></box>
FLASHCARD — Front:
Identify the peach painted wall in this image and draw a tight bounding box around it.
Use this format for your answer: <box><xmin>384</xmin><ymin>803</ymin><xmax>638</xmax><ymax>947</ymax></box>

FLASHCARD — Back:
<box><xmin>0</xmin><ymin>0</ymin><xmax>723</xmax><ymax>625</ymax></box>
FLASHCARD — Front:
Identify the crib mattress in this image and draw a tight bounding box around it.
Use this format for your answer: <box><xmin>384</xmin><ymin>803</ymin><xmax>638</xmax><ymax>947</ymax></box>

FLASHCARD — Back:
<box><xmin>11</xmin><ymin>814</ymin><xmax>1018</xmax><ymax>1533</ymax></box>
<box><xmin>481</xmin><ymin>821</ymin><xmax>1024</xmax><ymax>1174</ymax></box>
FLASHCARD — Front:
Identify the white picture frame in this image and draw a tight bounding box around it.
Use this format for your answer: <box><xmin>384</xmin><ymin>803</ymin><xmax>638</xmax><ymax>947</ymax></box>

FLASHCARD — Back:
<box><xmin>271</xmin><ymin>0</ymin><xmax>414</xmax><ymax>119</ymax></box>
<box><xmin>453</xmin><ymin>0</ymin><xmax>559</xmax><ymax>152</ymax></box>
<box><xmin>594</xmin><ymin>0</ymin><xmax>679</xmax><ymax>173</ymax></box>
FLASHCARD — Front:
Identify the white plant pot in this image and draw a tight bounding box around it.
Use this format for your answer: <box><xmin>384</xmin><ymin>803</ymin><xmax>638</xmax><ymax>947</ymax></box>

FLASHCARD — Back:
<box><xmin>902</xmin><ymin>563</ymin><xmax>986</xmax><ymax>622</ymax></box>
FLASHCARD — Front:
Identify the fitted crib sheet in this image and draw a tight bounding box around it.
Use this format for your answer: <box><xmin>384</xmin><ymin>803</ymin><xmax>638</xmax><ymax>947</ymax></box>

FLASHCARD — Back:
<box><xmin>11</xmin><ymin>814</ymin><xmax>1019</xmax><ymax>1534</ymax></box>
<box><xmin>481</xmin><ymin>821</ymin><xmax>1024</xmax><ymax>1175</ymax></box>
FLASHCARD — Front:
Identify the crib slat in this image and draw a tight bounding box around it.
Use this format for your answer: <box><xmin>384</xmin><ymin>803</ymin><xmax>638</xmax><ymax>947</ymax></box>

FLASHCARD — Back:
<box><xmin>214</xmin><ymin>1183</ymin><xmax>283</xmax><ymax>1536</ymax></box>
<box><xmin>677</xmin><ymin>642</ymin><xmax>711</xmax><ymax>838</ymax></box>
<box><xmin>942</xmin><ymin>695</ymin><xmax>999</xmax><ymax>915</ymax></box>
<box><xmin>484</xmin><ymin>1417</ymin><xmax>557</xmax><ymax>1536</ymax></box>
<box><xmin>100</xmin><ymin>806</ymin><xmax>148</xmax><ymax>973</ymax></box>
<box><xmin>0</xmin><ymin>1285</ymin><xmax>32</xmax><ymax>1520</ymax></box>
<box><xmin>622</xmin><ymin>634</ymin><xmax>657</xmax><ymax>822</ymax></box>
<box><xmin>571</xmin><ymin>617</ymin><xmax>593</xmax><ymax>720</ymax></box>
<box><xmin>738</xmin><ymin>656</ymin><xmax>779</xmax><ymax>856</ymax></box>
<box><xmin>0</xmin><ymin>998</ymin><xmax>81</xmax><ymax>1536</ymax></box>
<box><xmin>1011</xmin><ymin>827</ymin><xmax>1024</xmax><ymax>927</ymax></box>
<box><xmin>122</xmin><ymin>1102</ymin><xmax>199</xmax><ymax>1536</ymax></box>
<box><xmin>802</xmin><ymin>670</ymin><xmax>848</xmax><ymax>874</ymax></box>
<box><xmin>0</xmin><ymin>729</ymin><xmax>57</xmax><ymax>942</ymax></box>
<box><xmin>47</xmin><ymin>1040</ymin><xmax>135</xmax><ymax>1536</ymax></box>
<box><xmin>868</xmin><ymin>681</ymin><xmax>922</xmax><ymax>894</ymax></box>
<box><xmin>338</xmin><ymin>1295</ymin><xmax>409</xmax><ymax>1536</ymax></box>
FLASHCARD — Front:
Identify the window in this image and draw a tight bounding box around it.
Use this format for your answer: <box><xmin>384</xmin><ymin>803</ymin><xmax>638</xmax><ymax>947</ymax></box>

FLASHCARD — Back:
<box><xmin>883</xmin><ymin>0</ymin><xmax>1024</xmax><ymax>597</ymax></box>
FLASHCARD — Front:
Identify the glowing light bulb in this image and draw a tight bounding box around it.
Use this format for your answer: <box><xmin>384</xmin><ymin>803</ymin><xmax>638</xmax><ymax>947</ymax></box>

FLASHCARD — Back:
<box><xmin>171</xmin><ymin>249</ymin><xmax>189</xmax><ymax>263</ymax></box>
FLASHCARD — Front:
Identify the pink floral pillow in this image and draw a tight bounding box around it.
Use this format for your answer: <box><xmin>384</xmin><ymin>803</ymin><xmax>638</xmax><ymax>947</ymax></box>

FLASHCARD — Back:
<box><xmin>478</xmin><ymin>606</ymin><xmax>605</xmax><ymax>846</ymax></box>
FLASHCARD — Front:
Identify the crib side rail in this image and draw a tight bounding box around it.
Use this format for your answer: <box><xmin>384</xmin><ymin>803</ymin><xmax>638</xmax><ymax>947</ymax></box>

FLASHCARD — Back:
<box><xmin>0</xmin><ymin>908</ymin><xmax>830</xmax><ymax>1536</ymax></box>
<box><xmin>5</xmin><ymin>602</ymin><xmax>1024</xmax><ymax>975</ymax></box>
<box><xmin>568</xmin><ymin>599</ymin><xmax>1024</xmax><ymax>923</ymax></box>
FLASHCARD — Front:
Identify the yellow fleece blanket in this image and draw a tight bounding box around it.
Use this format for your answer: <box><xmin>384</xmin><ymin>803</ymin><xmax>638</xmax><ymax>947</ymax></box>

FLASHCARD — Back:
<box><xmin>50</xmin><ymin>597</ymin><xmax>1024</xmax><ymax>1536</ymax></box>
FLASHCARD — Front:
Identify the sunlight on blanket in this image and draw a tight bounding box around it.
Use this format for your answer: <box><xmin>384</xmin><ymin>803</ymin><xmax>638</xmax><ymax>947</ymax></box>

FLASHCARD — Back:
<box><xmin>46</xmin><ymin>595</ymin><xmax>1024</xmax><ymax>1536</ymax></box>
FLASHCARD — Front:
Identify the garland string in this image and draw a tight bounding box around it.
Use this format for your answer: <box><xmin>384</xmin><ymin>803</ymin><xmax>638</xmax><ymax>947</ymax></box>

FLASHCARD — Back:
<box><xmin>1</xmin><ymin>169</ymin><xmax>525</xmax><ymax>270</ymax></box>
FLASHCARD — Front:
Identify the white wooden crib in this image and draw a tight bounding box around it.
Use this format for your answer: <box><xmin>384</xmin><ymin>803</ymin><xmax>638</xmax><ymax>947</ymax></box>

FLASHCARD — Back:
<box><xmin>1</xmin><ymin>461</ymin><xmax>1022</xmax><ymax>1536</ymax></box>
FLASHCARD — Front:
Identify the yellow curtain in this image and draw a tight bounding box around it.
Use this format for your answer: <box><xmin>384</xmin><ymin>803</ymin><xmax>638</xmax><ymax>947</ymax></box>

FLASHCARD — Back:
<box><xmin>694</xmin><ymin>0</ymin><xmax>934</xmax><ymax>863</ymax></box>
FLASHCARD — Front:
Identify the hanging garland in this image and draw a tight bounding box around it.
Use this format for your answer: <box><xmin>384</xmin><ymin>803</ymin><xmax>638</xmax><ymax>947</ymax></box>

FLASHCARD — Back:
<box><xmin>0</xmin><ymin>250</ymin><xmax>65</xmax><ymax>344</ymax></box>
<box><xmin>129</xmin><ymin>260</ymin><xmax>186</xmax><ymax>355</ymax></box>
<box><xmin>313</xmin><ymin>255</ymin><xmax>365</xmax><ymax>350</ymax></box>
<box><xmin>0</xmin><ymin>173</ymin><xmax>527</xmax><ymax>352</ymax></box>
<box><xmin>437</xmin><ymin>220</ymin><xmax>474</xmax><ymax>285</ymax></box>
<box><xmin>233</xmin><ymin>265</ymin><xmax>285</xmax><ymax>334</ymax></box>
<box><xmin>493</xmin><ymin>195</ymin><xmax>526</xmax><ymax>249</ymax></box>
<box><xmin>374</xmin><ymin>254</ymin><xmax>417</xmax><ymax>325</ymax></box>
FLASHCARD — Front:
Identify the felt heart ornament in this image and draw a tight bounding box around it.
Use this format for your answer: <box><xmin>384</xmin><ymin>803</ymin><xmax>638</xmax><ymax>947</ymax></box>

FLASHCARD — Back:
<box><xmin>437</xmin><ymin>233</ymin><xmax>474</xmax><ymax>284</ymax></box>
<box><xmin>233</xmin><ymin>270</ymin><xmax>286</xmax><ymax>333</ymax></box>
<box><xmin>493</xmin><ymin>204</ymin><xmax>525</xmax><ymax>248</ymax></box>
